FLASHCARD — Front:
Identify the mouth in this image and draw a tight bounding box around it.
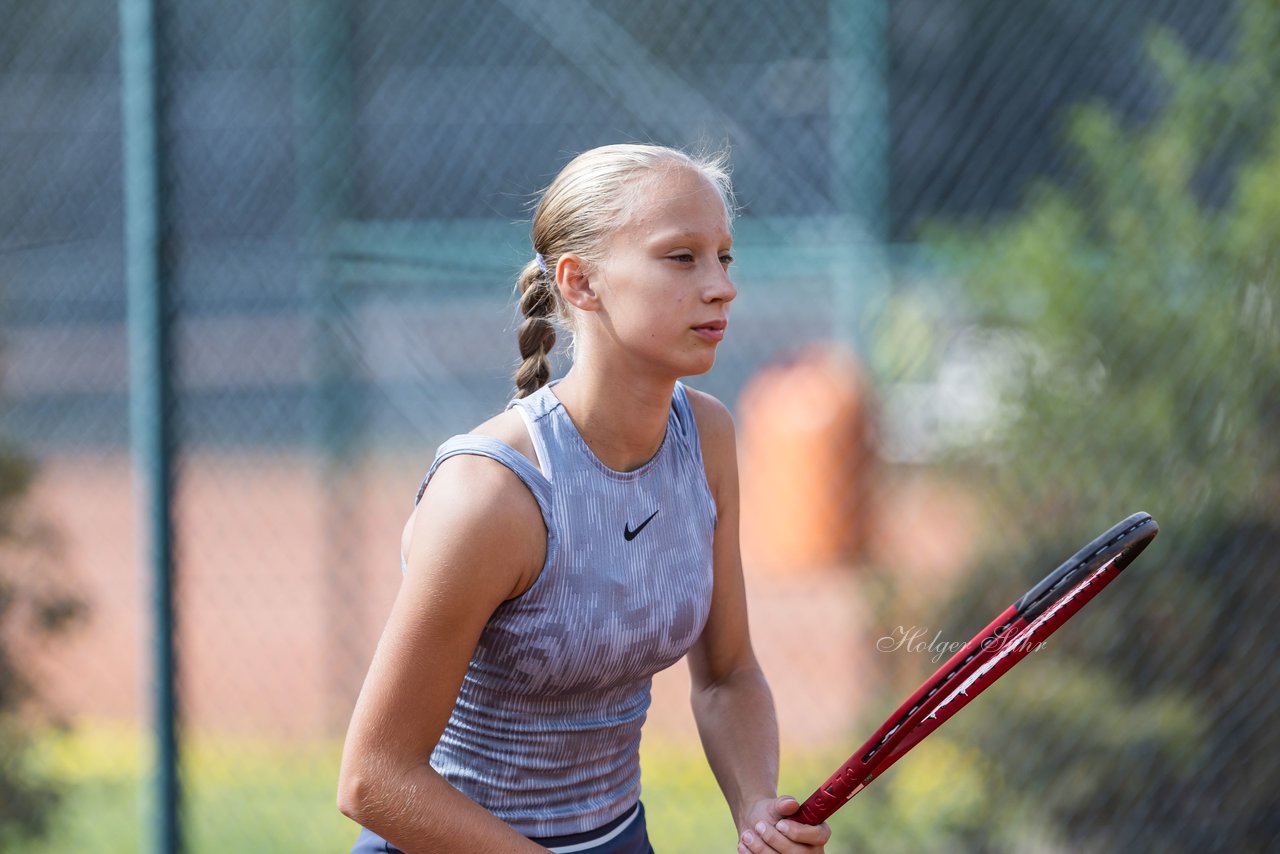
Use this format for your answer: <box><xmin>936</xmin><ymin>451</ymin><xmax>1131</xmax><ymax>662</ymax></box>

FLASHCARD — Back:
<box><xmin>692</xmin><ymin>319</ymin><xmax>727</xmax><ymax>342</ymax></box>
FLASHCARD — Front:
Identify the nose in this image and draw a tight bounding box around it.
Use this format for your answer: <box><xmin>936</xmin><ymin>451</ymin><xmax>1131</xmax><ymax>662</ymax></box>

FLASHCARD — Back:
<box><xmin>704</xmin><ymin>265</ymin><xmax>737</xmax><ymax>305</ymax></box>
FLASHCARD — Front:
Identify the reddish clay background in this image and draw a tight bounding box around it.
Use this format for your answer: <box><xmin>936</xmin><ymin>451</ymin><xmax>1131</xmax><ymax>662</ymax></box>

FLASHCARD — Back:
<box><xmin>29</xmin><ymin>445</ymin><xmax>979</xmax><ymax>750</ymax></box>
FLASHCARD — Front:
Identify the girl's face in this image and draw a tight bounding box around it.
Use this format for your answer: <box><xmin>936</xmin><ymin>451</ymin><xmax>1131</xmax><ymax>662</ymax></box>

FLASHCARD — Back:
<box><xmin>584</xmin><ymin>165</ymin><xmax>737</xmax><ymax>379</ymax></box>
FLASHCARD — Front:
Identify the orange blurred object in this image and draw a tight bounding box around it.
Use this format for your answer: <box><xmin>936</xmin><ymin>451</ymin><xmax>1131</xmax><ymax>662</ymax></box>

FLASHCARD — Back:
<box><xmin>737</xmin><ymin>343</ymin><xmax>876</xmax><ymax>575</ymax></box>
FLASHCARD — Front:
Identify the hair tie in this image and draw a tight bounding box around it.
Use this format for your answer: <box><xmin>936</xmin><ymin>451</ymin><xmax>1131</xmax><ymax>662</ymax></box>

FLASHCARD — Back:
<box><xmin>535</xmin><ymin>253</ymin><xmax>548</xmax><ymax>274</ymax></box>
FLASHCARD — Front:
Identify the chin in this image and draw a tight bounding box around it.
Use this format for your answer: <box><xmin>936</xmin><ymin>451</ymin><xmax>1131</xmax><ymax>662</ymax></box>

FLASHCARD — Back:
<box><xmin>640</xmin><ymin>344</ymin><xmax>718</xmax><ymax>380</ymax></box>
<box><xmin>676</xmin><ymin>353</ymin><xmax>718</xmax><ymax>378</ymax></box>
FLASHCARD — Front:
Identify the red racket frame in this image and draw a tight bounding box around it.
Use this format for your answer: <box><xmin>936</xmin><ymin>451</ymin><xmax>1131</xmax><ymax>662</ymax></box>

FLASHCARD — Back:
<box><xmin>793</xmin><ymin>512</ymin><xmax>1159</xmax><ymax>825</ymax></box>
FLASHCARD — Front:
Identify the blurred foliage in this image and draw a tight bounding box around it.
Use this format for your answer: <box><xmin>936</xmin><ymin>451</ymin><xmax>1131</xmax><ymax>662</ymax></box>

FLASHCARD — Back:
<box><xmin>34</xmin><ymin>724</ymin><xmax>350</xmax><ymax>853</ymax></box>
<box><xmin>0</xmin><ymin>441</ymin><xmax>85</xmax><ymax>850</ymax></box>
<box><xmin>912</xmin><ymin>0</ymin><xmax>1279</xmax><ymax>849</ymax></box>
<box><xmin>36</xmin><ymin>728</ymin><xmax>1003</xmax><ymax>854</ymax></box>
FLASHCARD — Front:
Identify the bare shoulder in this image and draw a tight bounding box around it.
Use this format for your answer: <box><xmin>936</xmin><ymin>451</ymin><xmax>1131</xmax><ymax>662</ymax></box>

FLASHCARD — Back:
<box><xmin>682</xmin><ymin>386</ymin><xmax>738</xmax><ymax>491</ymax></box>
<box><xmin>421</xmin><ymin>449</ymin><xmax>534</xmax><ymax>511</ymax></box>
<box><xmin>410</xmin><ymin>452</ymin><xmax>546</xmax><ymax>600</ymax></box>
<box><xmin>683</xmin><ymin>385</ymin><xmax>736</xmax><ymax>449</ymax></box>
<box><xmin>400</xmin><ymin>405</ymin><xmax>543</xmax><ymax>585</ymax></box>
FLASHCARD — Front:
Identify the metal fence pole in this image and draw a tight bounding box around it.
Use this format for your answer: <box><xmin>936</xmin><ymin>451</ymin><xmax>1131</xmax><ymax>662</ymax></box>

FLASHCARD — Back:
<box><xmin>289</xmin><ymin>0</ymin><xmax>362</xmax><ymax>732</ymax></box>
<box><xmin>830</xmin><ymin>0</ymin><xmax>890</xmax><ymax>352</ymax></box>
<box><xmin>119</xmin><ymin>0</ymin><xmax>179</xmax><ymax>851</ymax></box>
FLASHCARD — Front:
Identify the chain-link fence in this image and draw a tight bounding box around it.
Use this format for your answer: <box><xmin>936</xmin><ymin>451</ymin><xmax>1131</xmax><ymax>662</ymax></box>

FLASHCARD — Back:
<box><xmin>1</xmin><ymin>0</ymin><xmax>1276</xmax><ymax>851</ymax></box>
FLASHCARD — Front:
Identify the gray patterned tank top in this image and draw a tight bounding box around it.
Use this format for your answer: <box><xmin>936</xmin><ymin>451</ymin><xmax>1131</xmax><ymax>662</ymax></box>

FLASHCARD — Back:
<box><xmin>413</xmin><ymin>381</ymin><xmax>717</xmax><ymax>838</ymax></box>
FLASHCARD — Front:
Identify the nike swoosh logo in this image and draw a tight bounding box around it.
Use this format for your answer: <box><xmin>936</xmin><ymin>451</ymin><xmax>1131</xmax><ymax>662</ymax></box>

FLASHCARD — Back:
<box><xmin>624</xmin><ymin>509</ymin><xmax>659</xmax><ymax>541</ymax></box>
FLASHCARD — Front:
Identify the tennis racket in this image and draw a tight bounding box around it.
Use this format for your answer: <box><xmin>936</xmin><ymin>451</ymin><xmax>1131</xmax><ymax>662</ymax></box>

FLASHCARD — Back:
<box><xmin>792</xmin><ymin>511</ymin><xmax>1159</xmax><ymax>826</ymax></box>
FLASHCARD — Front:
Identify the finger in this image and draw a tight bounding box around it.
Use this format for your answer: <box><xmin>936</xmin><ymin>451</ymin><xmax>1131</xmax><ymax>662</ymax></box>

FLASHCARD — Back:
<box><xmin>774</xmin><ymin>795</ymin><xmax>801</xmax><ymax>816</ymax></box>
<box><xmin>775</xmin><ymin>817</ymin><xmax>832</xmax><ymax>847</ymax></box>
<box><xmin>739</xmin><ymin>826</ymin><xmax>780</xmax><ymax>854</ymax></box>
<box><xmin>749</xmin><ymin>820</ymin><xmax>805</xmax><ymax>853</ymax></box>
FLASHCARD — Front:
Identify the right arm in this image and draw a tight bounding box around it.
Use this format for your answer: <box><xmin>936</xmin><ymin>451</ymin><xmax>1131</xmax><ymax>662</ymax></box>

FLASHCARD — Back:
<box><xmin>337</xmin><ymin>453</ymin><xmax>548</xmax><ymax>853</ymax></box>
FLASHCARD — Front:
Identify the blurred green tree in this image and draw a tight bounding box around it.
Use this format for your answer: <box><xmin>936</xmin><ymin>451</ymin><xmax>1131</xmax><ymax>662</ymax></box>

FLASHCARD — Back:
<box><xmin>913</xmin><ymin>0</ymin><xmax>1279</xmax><ymax>849</ymax></box>
<box><xmin>0</xmin><ymin>452</ymin><xmax>85</xmax><ymax>845</ymax></box>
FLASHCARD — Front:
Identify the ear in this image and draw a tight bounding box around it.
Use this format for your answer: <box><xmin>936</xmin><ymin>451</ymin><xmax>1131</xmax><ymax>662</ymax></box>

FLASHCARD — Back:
<box><xmin>555</xmin><ymin>254</ymin><xmax>600</xmax><ymax>312</ymax></box>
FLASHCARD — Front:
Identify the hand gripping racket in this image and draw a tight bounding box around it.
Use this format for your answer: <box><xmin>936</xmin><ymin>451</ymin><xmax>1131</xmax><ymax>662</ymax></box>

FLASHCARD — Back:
<box><xmin>793</xmin><ymin>512</ymin><xmax>1159</xmax><ymax>825</ymax></box>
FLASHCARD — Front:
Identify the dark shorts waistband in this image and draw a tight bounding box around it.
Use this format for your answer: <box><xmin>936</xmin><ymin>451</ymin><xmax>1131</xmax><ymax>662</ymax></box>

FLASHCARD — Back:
<box><xmin>529</xmin><ymin>802</ymin><xmax>645</xmax><ymax>852</ymax></box>
<box><xmin>350</xmin><ymin>801</ymin><xmax>652</xmax><ymax>854</ymax></box>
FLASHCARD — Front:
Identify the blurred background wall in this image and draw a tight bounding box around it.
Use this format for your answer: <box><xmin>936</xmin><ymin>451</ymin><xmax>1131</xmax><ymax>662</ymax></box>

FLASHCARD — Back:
<box><xmin>1</xmin><ymin>0</ymin><xmax>1276</xmax><ymax>851</ymax></box>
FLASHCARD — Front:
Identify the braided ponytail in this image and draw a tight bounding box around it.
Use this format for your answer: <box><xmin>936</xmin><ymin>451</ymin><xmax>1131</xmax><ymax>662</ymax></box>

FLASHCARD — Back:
<box><xmin>514</xmin><ymin>258</ymin><xmax>557</xmax><ymax>398</ymax></box>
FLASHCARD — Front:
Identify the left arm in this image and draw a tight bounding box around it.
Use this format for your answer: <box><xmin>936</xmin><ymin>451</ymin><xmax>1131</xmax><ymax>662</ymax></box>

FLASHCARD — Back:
<box><xmin>685</xmin><ymin>390</ymin><xmax>831</xmax><ymax>854</ymax></box>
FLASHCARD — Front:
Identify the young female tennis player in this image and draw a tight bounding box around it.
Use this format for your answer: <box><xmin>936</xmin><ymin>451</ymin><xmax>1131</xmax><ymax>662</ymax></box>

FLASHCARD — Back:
<box><xmin>338</xmin><ymin>144</ymin><xmax>831</xmax><ymax>853</ymax></box>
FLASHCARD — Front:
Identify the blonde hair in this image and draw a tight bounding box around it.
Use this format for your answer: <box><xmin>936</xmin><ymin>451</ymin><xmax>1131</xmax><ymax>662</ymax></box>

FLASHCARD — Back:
<box><xmin>513</xmin><ymin>143</ymin><xmax>734</xmax><ymax>398</ymax></box>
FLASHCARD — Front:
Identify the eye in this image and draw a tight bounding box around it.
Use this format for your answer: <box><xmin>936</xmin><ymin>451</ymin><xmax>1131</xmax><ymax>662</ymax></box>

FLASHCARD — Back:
<box><xmin>719</xmin><ymin>253</ymin><xmax>734</xmax><ymax>267</ymax></box>
<box><xmin>669</xmin><ymin>252</ymin><xmax>696</xmax><ymax>263</ymax></box>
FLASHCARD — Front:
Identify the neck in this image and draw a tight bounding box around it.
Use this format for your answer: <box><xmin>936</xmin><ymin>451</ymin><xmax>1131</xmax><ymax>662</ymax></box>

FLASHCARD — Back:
<box><xmin>552</xmin><ymin>363</ymin><xmax>676</xmax><ymax>473</ymax></box>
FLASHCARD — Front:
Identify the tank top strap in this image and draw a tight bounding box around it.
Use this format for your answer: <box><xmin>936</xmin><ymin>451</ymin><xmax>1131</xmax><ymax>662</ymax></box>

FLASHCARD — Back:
<box><xmin>669</xmin><ymin>381</ymin><xmax>707</xmax><ymax>470</ymax></box>
<box><xmin>506</xmin><ymin>384</ymin><xmax>563</xmax><ymax>480</ymax></box>
<box><xmin>508</xmin><ymin>382</ymin><xmax>562</xmax><ymax>421</ymax></box>
<box><xmin>403</xmin><ymin>435</ymin><xmax>555</xmax><ymax>576</ymax></box>
<box><xmin>414</xmin><ymin>434</ymin><xmax>555</xmax><ymax>519</ymax></box>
